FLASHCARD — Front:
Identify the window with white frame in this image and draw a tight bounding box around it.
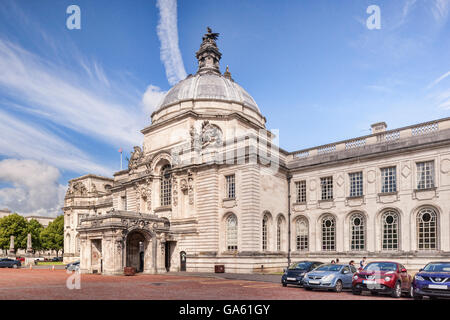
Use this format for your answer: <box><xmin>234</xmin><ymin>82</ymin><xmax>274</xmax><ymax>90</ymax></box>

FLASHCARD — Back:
<box><xmin>349</xmin><ymin>172</ymin><xmax>363</xmax><ymax>197</ymax></box>
<box><xmin>321</xmin><ymin>215</ymin><xmax>335</xmax><ymax>251</ymax></box>
<box><xmin>295</xmin><ymin>218</ymin><xmax>308</xmax><ymax>251</ymax></box>
<box><xmin>350</xmin><ymin>213</ymin><xmax>365</xmax><ymax>251</ymax></box>
<box><xmin>160</xmin><ymin>164</ymin><xmax>172</xmax><ymax>206</ymax></box>
<box><xmin>381</xmin><ymin>167</ymin><xmax>397</xmax><ymax>193</ymax></box>
<box><xmin>416</xmin><ymin>161</ymin><xmax>435</xmax><ymax>190</ymax></box>
<box><xmin>417</xmin><ymin>208</ymin><xmax>437</xmax><ymax>250</ymax></box>
<box><xmin>382</xmin><ymin>211</ymin><xmax>399</xmax><ymax>251</ymax></box>
<box><xmin>295</xmin><ymin>180</ymin><xmax>306</xmax><ymax>203</ymax></box>
<box><xmin>320</xmin><ymin>177</ymin><xmax>333</xmax><ymax>200</ymax></box>
<box><xmin>225</xmin><ymin>174</ymin><xmax>235</xmax><ymax>199</ymax></box>
<box><xmin>262</xmin><ymin>214</ymin><xmax>269</xmax><ymax>251</ymax></box>
<box><xmin>226</xmin><ymin>214</ymin><xmax>238</xmax><ymax>251</ymax></box>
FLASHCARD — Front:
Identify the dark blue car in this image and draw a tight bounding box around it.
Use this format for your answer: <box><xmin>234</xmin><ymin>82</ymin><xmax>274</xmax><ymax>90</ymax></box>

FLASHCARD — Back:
<box><xmin>413</xmin><ymin>262</ymin><xmax>450</xmax><ymax>300</ymax></box>
<box><xmin>281</xmin><ymin>261</ymin><xmax>323</xmax><ymax>287</ymax></box>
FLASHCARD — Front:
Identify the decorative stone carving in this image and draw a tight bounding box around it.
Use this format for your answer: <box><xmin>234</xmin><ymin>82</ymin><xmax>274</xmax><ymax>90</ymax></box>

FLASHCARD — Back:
<box><xmin>128</xmin><ymin>146</ymin><xmax>143</xmax><ymax>172</ymax></box>
<box><xmin>180</xmin><ymin>179</ymin><xmax>188</xmax><ymax>192</ymax></box>
<box><xmin>188</xmin><ymin>171</ymin><xmax>194</xmax><ymax>205</ymax></box>
<box><xmin>134</xmin><ymin>180</ymin><xmax>151</xmax><ymax>212</ymax></box>
<box><xmin>68</xmin><ymin>181</ymin><xmax>88</xmax><ymax>196</ymax></box>
<box><xmin>200</xmin><ymin>121</ymin><xmax>222</xmax><ymax>148</ymax></box>
<box><xmin>367</xmin><ymin>170</ymin><xmax>376</xmax><ymax>183</ymax></box>
<box><xmin>337</xmin><ymin>174</ymin><xmax>344</xmax><ymax>187</ymax></box>
<box><xmin>172</xmin><ymin>178</ymin><xmax>178</xmax><ymax>206</ymax></box>
<box><xmin>401</xmin><ymin>164</ymin><xmax>411</xmax><ymax>178</ymax></box>
<box><xmin>441</xmin><ymin>158</ymin><xmax>450</xmax><ymax>174</ymax></box>
<box><xmin>90</xmin><ymin>183</ymin><xmax>98</xmax><ymax>194</ymax></box>
<box><xmin>309</xmin><ymin>179</ymin><xmax>317</xmax><ymax>191</ymax></box>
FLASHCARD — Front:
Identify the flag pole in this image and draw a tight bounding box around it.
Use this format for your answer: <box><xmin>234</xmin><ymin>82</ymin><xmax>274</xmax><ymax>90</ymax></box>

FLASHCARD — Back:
<box><xmin>120</xmin><ymin>151</ymin><xmax>123</xmax><ymax>170</ymax></box>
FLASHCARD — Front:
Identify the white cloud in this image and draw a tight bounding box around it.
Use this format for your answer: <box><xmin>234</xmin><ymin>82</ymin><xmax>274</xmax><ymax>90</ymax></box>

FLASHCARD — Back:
<box><xmin>431</xmin><ymin>0</ymin><xmax>449</xmax><ymax>24</ymax></box>
<box><xmin>156</xmin><ymin>0</ymin><xmax>187</xmax><ymax>85</ymax></box>
<box><xmin>0</xmin><ymin>38</ymin><xmax>145</xmax><ymax>148</ymax></box>
<box><xmin>0</xmin><ymin>159</ymin><xmax>66</xmax><ymax>217</ymax></box>
<box><xmin>427</xmin><ymin>71</ymin><xmax>450</xmax><ymax>89</ymax></box>
<box><xmin>0</xmin><ymin>109</ymin><xmax>113</xmax><ymax>175</ymax></box>
<box><xmin>142</xmin><ymin>85</ymin><xmax>167</xmax><ymax>114</ymax></box>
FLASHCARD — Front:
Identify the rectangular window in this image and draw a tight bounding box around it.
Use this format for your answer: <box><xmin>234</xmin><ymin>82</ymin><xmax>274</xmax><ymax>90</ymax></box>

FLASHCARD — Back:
<box><xmin>225</xmin><ymin>174</ymin><xmax>235</xmax><ymax>199</ymax></box>
<box><xmin>349</xmin><ymin>172</ymin><xmax>363</xmax><ymax>197</ymax></box>
<box><xmin>381</xmin><ymin>167</ymin><xmax>397</xmax><ymax>193</ymax></box>
<box><xmin>320</xmin><ymin>176</ymin><xmax>333</xmax><ymax>200</ymax></box>
<box><xmin>416</xmin><ymin>161</ymin><xmax>434</xmax><ymax>190</ymax></box>
<box><xmin>295</xmin><ymin>180</ymin><xmax>306</xmax><ymax>203</ymax></box>
<box><xmin>121</xmin><ymin>196</ymin><xmax>127</xmax><ymax>211</ymax></box>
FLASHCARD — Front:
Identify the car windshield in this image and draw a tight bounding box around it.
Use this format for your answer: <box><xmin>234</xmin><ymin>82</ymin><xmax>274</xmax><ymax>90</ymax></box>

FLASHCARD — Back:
<box><xmin>288</xmin><ymin>262</ymin><xmax>311</xmax><ymax>270</ymax></box>
<box><xmin>315</xmin><ymin>264</ymin><xmax>342</xmax><ymax>272</ymax></box>
<box><xmin>423</xmin><ymin>263</ymin><xmax>450</xmax><ymax>272</ymax></box>
<box><xmin>364</xmin><ymin>262</ymin><xmax>397</xmax><ymax>272</ymax></box>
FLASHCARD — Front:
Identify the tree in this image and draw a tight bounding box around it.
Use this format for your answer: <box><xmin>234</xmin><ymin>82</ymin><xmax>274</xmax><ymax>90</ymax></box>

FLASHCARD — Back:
<box><xmin>0</xmin><ymin>213</ymin><xmax>28</xmax><ymax>252</ymax></box>
<box><xmin>40</xmin><ymin>215</ymin><xmax>64</xmax><ymax>257</ymax></box>
<box><xmin>27</xmin><ymin>219</ymin><xmax>44</xmax><ymax>252</ymax></box>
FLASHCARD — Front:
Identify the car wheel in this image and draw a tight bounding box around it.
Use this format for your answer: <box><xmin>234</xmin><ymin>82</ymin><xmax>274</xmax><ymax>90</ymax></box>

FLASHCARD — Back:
<box><xmin>408</xmin><ymin>286</ymin><xmax>414</xmax><ymax>298</ymax></box>
<box><xmin>429</xmin><ymin>296</ymin><xmax>438</xmax><ymax>300</ymax></box>
<box><xmin>391</xmin><ymin>282</ymin><xmax>402</xmax><ymax>298</ymax></box>
<box><xmin>334</xmin><ymin>280</ymin><xmax>343</xmax><ymax>293</ymax></box>
<box><xmin>282</xmin><ymin>283</ymin><xmax>287</xmax><ymax>287</ymax></box>
<box><xmin>13</xmin><ymin>264</ymin><xmax>17</xmax><ymax>269</ymax></box>
<box><xmin>305</xmin><ymin>287</ymin><xmax>312</xmax><ymax>291</ymax></box>
<box><xmin>352</xmin><ymin>287</ymin><xmax>361</xmax><ymax>295</ymax></box>
<box><xmin>370</xmin><ymin>291</ymin><xmax>379</xmax><ymax>296</ymax></box>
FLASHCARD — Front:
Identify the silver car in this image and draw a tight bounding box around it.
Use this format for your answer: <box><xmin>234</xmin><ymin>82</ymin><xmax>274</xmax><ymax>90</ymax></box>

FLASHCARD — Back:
<box><xmin>65</xmin><ymin>261</ymin><xmax>80</xmax><ymax>271</ymax></box>
<box><xmin>303</xmin><ymin>264</ymin><xmax>357</xmax><ymax>292</ymax></box>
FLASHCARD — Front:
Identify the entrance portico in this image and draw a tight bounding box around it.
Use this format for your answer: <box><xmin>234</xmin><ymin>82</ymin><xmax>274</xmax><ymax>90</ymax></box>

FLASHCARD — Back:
<box><xmin>77</xmin><ymin>210</ymin><xmax>170</xmax><ymax>275</ymax></box>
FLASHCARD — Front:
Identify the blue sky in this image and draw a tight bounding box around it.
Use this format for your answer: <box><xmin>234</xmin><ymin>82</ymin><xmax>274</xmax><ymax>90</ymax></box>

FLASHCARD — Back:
<box><xmin>0</xmin><ymin>0</ymin><xmax>449</xmax><ymax>216</ymax></box>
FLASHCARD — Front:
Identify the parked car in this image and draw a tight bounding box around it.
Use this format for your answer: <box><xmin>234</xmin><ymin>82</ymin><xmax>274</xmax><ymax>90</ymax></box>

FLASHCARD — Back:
<box><xmin>303</xmin><ymin>264</ymin><xmax>357</xmax><ymax>292</ymax></box>
<box><xmin>65</xmin><ymin>261</ymin><xmax>80</xmax><ymax>271</ymax></box>
<box><xmin>16</xmin><ymin>257</ymin><xmax>25</xmax><ymax>262</ymax></box>
<box><xmin>281</xmin><ymin>261</ymin><xmax>323</xmax><ymax>287</ymax></box>
<box><xmin>52</xmin><ymin>257</ymin><xmax>63</xmax><ymax>262</ymax></box>
<box><xmin>352</xmin><ymin>261</ymin><xmax>413</xmax><ymax>298</ymax></box>
<box><xmin>34</xmin><ymin>257</ymin><xmax>45</xmax><ymax>262</ymax></box>
<box><xmin>412</xmin><ymin>262</ymin><xmax>450</xmax><ymax>300</ymax></box>
<box><xmin>0</xmin><ymin>258</ymin><xmax>22</xmax><ymax>268</ymax></box>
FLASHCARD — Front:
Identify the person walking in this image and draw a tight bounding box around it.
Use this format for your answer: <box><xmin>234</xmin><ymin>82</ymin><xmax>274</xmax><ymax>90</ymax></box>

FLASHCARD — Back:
<box><xmin>335</xmin><ymin>258</ymin><xmax>340</xmax><ymax>264</ymax></box>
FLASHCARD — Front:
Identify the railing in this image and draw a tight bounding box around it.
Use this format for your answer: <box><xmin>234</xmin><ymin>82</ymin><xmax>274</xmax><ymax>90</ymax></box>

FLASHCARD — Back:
<box><xmin>290</xmin><ymin>117</ymin><xmax>449</xmax><ymax>160</ymax></box>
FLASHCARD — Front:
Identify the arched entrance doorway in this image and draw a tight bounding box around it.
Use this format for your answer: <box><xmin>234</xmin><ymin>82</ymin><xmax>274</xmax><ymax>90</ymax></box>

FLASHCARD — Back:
<box><xmin>126</xmin><ymin>230</ymin><xmax>149</xmax><ymax>273</ymax></box>
<box><xmin>180</xmin><ymin>251</ymin><xmax>186</xmax><ymax>271</ymax></box>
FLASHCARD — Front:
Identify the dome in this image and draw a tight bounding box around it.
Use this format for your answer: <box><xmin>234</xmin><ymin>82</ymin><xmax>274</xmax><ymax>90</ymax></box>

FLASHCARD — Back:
<box><xmin>150</xmin><ymin>28</ymin><xmax>265</xmax><ymax>127</ymax></box>
<box><xmin>156</xmin><ymin>72</ymin><xmax>260</xmax><ymax>113</ymax></box>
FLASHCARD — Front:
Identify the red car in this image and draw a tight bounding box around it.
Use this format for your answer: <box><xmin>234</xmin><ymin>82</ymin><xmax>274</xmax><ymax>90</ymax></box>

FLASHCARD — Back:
<box><xmin>16</xmin><ymin>257</ymin><xmax>25</xmax><ymax>262</ymax></box>
<box><xmin>352</xmin><ymin>261</ymin><xmax>413</xmax><ymax>298</ymax></box>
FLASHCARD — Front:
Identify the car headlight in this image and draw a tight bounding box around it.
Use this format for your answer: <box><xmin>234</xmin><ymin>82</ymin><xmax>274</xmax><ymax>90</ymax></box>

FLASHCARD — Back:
<box><xmin>384</xmin><ymin>277</ymin><xmax>391</xmax><ymax>281</ymax></box>
<box><xmin>415</xmin><ymin>275</ymin><xmax>424</xmax><ymax>281</ymax></box>
<box><xmin>322</xmin><ymin>274</ymin><xmax>334</xmax><ymax>282</ymax></box>
<box><xmin>353</xmin><ymin>275</ymin><xmax>359</xmax><ymax>281</ymax></box>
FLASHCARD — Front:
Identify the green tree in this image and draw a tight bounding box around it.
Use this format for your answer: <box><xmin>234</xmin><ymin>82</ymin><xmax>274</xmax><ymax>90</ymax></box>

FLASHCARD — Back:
<box><xmin>0</xmin><ymin>213</ymin><xmax>28</xmax><ymax>252</ymax></box>
<box><xmin>40</xmin><ymin>215</ymin><xmax>64</xmax><ymax>257</ymax></box>
<box><xmin>26</xmin><ymin>219</ymin><xmax>44</xmax><ymax>252</ymax></box>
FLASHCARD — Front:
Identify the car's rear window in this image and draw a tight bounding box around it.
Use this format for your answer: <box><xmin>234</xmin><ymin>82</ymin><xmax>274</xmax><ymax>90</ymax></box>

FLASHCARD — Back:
<box><xmin>364</xmin><ymin>262</ymin><xmax>397</xmax><ymax>272</ymax></box>
<box><xmin>288</xmin><ymin>262</ymin><xmax>310</xmax><ymax>270</ymax></box>
<box><xmin>423</xmin><ymin>263</ymin><xmax>450</xmax><ymax>272</ymax></box>
<box><xmin>315</xmin><ymin>264</ymin><xmax>342</xmax><ymax>272</ymax></box>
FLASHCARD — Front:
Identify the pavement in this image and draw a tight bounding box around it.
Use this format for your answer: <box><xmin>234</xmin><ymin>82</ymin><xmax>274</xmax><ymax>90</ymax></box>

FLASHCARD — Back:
<box><xmin>0</xmin><ymin>268</ymin><xmax>407</xmax><ymax>300</ymax></box>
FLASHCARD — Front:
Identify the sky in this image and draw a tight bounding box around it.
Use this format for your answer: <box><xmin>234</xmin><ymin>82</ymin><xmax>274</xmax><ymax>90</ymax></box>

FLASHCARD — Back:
<box><xmin>0</xmin><ymin>0</ymin><xmax>449</xmax><ymax>217</ymax></box>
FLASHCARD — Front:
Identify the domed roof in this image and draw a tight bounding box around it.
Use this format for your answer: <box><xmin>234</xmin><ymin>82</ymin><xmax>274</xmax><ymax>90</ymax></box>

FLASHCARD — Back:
<box><xmin>156</xmin><ymin>72</ymin><xmax>260</xmax><ymax>113</ymax></box>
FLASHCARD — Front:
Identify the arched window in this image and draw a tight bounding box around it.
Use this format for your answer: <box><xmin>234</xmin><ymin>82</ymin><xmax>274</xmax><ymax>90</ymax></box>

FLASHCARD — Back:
<box><xmin>382</xmin><ymin>211</ymin><xmax>399</xmax><ymax>251</ymax></box>
<box><xmin>262</xmin><ymin>214</ymin><xmax>269</xmax><ymax>251</ymax></box>
<box><xmin>295</xmin><ymin>218</ymin><xmax>308</xmax><ymax>251</ymax></box>
<box><xmin>321</xmin><ymin>215</ymin><xmax>335</xmax><ymax>251</ymax></box>
<box><xmin>226</xmin><ymin>214</ymin><xmax>238</xmax><ymax>251</ymax></box>
<box><xmin>276</xmin><ymin>216</ymin><xmax>284</xmax><ymax>251</ymax></box>
<box><xmin>350</xmin><ymin>213</ymin><xmax>365</xmax><ymax>251</ymax></box>
<box><xmin>160</xmin><ymin>164</ymin><xmax>172</xmax><ymax>206</ymax></box>
<box><xmin>417</xmin><ymin>208</ymin><xmax>438</xmax><ymax>250</ymax></box>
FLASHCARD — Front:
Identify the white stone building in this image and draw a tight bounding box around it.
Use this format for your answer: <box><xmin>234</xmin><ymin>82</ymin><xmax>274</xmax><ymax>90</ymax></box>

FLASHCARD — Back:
<box><xmin>63</xmin><ymin>28</ymin><xmax>450</xmax><ymax>275</ymax></box>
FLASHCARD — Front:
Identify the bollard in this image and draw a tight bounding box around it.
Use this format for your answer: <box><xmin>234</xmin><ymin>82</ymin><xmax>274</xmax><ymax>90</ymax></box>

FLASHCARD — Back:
<box><xmin>52</xmin><ymin>265</ymin><xmax>55</xmax><ymax>271</ymax></box>
<box><xmin>29</xmin><ymin>264</ymin><xmax>32</xmax><ymax>270</ymax></box>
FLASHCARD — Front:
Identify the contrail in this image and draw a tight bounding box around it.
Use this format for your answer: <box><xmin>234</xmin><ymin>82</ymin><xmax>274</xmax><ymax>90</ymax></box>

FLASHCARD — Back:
<box><xmin>156</xmin><ymin>0</ymin><xmax>187</xmax><ymax>85</ymax></box>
